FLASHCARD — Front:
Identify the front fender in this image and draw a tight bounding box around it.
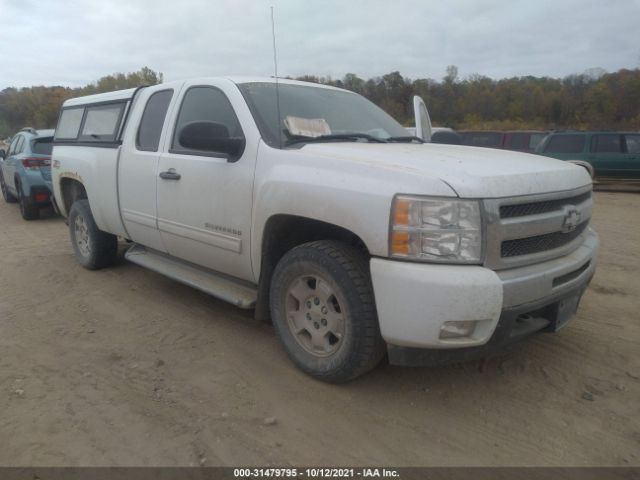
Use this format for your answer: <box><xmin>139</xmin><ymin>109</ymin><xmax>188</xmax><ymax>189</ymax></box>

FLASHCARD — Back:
<box><xmin>251</xmin><ymin>142</ymin><xmax>457</xmax><ymax>280</ymax></box>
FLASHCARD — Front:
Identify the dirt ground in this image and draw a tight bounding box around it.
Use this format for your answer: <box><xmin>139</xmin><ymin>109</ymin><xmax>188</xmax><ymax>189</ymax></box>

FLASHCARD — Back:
<box><xmin>0</xmin><ymin>192</ymin><xmax>638</xmax><ymax>467</ymax></box>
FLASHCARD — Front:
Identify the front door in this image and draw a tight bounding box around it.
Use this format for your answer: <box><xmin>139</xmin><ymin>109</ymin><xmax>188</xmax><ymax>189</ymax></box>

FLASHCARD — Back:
<box><xmin>156</xmin><ymin>81</ymin><xmax>257</xmax><ymax>282</ymax></box>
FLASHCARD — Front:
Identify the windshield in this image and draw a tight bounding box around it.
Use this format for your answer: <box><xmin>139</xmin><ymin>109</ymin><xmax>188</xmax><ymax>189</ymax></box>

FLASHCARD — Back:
<box><xmin>237</xmin><ymin>82</ymin><xmax>409</xmax><ymax>147</ymax></box>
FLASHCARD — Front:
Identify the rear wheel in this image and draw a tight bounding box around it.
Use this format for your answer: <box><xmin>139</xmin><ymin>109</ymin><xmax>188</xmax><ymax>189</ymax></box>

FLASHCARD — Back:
<box><xmin>0</xmin><ymin>173</ymin><xmax>17</xmax><ymax>203</ymax></box>
<box><xmin>68</xmin><ymin>199</ymin><xmax>118</xmax><ymax>270</ymax></box>
<box><xmin>17</xmin><ymin>182</ymin><xmax>39</xmax><ymax>220</ymax></box>
<box><xmin>270</xmin><ymin>240</ymin><xmax>385</xmax><ymax>383</ymax></box>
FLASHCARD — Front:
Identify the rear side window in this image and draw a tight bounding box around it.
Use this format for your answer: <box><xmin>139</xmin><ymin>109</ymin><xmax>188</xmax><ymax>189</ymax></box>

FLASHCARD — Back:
<box><xmin>461</xmin><ymin>133</ymin><xmax>503</xmax><ymax>147</ymax></box>
<box><xmin>8</xmin><ymin>136</ymin><xmax>20</xmax><ymax>155</ymax></box>
<box><xmin>171</xmin><ymin>86</ymin><xmax>243</xmax><ymax>155</ymax></box>
<box><xmin>137</xmin><ymin>89</ymin><xmax>173</xmax><ymax>152</ymax></box>
<box><xmin>79</xmin><ymin>103</ymin><xmax>125</xmax><ymax>142</ymax></box>
<box><xmin>544</xmin><ymin>135</ymin><xmax>585</xmax><ymax>154</ymax></box>
<box><xmin>591</xmin><ymin>134</ymin><xmax>622</xmax><ymax>153</ymax></box>
<box><xmin>529</xmin><ymin>133</ymin><xmax>546</xmax><ymax>149</ymax></box>
<box><xmin>624</xmin><ymin>134</ymin><xmax>640</xmax><ymax>154</ymax></box>
<box><xmin>508</xmin><ymin>133</ymin><xmax>528</xmax><ymax>149</ymax></box>
<box><xmin>32</xmin><ymin>137</ymin><xmax>53</xmax><ymax>155</ymax></box>
<box><xmin>15</xmin><ymin>136</ymin><xmax>25</xmax><ymax>154</ymax></box>
<box><xmin>55</xmin><ymin>108</ymin><xmax>84</xmax><ymax>140</ymax></box>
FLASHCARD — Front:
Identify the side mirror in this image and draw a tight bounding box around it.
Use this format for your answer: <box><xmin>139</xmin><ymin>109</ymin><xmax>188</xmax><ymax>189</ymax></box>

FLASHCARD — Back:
<box><xmin>178</xmin><ymin>121</ymin><xmax>245</xmax><ymax>160</ymax></box>
<box><xmin>0</xmin><ymin>149</ymin><xmax>5</xmax><ymax>160</ymax></box>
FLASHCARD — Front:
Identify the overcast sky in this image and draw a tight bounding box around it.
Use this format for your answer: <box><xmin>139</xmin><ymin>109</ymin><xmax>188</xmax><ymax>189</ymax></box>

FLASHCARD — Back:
<box><xmin>1</xmin><ymin>0</ymin><xmax>639</xmax><ymax>89</ymax></box>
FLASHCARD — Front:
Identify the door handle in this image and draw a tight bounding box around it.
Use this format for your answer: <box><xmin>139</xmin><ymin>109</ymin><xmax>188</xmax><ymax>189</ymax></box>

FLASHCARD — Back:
<box><xmin>159</xmin><ymin>168</ymin><xmax>181</xmax><ymax>180</ymax></box>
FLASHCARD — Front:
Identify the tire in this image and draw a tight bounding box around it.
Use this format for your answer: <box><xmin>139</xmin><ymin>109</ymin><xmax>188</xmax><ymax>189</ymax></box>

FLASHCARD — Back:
<box><xmin>68</xmin><ymin>199</ymin><xmax>118</xmax><ymax>270</ymax></box>
<box><xmin>16</xmin><ymin>182</ymin><xmax>39</xmax><ymax>220</ymax></box>
<box><xmin>270</xmin><ymin>240</ymin><xmax>385</xmax><ymax>383</ymax></box>
<box><xmin>0</xmin><ymin>173</ymin><xmax>17</xmax><ymax>203</ymax></box>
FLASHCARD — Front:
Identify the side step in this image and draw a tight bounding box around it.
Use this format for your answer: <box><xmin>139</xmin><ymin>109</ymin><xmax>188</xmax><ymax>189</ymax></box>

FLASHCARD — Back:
<box><xmin>124</xmin><ymin>244</ymin><xmax>257</xmax><ymax>309</ymax></box>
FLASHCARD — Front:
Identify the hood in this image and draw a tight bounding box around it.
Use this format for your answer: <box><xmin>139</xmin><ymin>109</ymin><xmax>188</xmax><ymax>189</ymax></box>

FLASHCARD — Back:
<box><xmin>299</xmin><ymin>142</ymin><xmax>591</xmax><ymax>198</ymax></box>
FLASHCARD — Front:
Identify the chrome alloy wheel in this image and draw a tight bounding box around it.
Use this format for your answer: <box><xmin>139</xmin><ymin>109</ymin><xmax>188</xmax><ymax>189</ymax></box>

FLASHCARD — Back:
<box><xmin>285</xmin><ymin>274</ymin><xmax>346</xmax><ymax>357</ymax></box>
<box><xmin>74</xmin><ymin>214</ymin><xmax>91</xmax><ymax>257</ymax></box>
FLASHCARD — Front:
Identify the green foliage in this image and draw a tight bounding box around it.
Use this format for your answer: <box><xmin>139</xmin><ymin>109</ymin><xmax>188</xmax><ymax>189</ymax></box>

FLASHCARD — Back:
<box><xmin>295</xmin><ymin>67</ymin><xmax>640</xmax><ymax>131</ymax></box>
<box><xmin>0</xmin><ymin>67</ymin><xmax>163</xmax><ymax>138</ymax></box>
<box><xmin>1</xmin><ymin>66</ymin><xmax>638</xmax><ymax>139</ymax></box>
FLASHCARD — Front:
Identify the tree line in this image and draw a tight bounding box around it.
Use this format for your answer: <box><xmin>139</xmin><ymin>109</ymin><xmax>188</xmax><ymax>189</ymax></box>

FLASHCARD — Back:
<box><xmin>1</xmin><ymin>65</ymin><xmax>639</xmax><ymax>139</ymax></box>
<box><xmin>0</xmin><ymin>67</ymin><xmax>163</xmax><ymax>139</ymax></box>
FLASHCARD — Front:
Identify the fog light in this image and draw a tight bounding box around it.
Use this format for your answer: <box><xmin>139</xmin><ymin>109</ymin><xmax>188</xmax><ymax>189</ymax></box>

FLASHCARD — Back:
<box><xmin>440</xmin><ymin>320</ymin><xmax>477</xmax><ymax>339</ymax></box>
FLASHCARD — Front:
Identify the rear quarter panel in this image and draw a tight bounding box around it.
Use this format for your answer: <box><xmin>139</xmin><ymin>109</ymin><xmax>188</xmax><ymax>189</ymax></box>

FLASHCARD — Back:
<box><xmin>52</xmin><ymin>145</ymin><xmax>127</xmax><ymax>237</ymax></box>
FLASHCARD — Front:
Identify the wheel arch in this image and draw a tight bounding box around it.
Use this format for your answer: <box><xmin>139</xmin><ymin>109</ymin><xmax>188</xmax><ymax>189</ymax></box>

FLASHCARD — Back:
<box><xmin>59</xmin><ymin>176</ymin><xmax>88</xmax><ymax>217</ymax></box>
<box><xmin>255</xmin><ymin>214</ymin><xmax>370</xmax><ymax>322</ymax></box>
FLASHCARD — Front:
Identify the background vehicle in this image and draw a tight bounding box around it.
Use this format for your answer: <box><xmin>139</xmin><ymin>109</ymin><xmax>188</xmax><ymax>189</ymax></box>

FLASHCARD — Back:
<box><xmin>52</xmin><ymin>78</ymin><xmax>597</xmax><ymax>382</ymax></box>
<box><xmin>0</xmin><ymin>127</ymin><xmax>54</xmax><ymax>219</ymax></box>
<box><xmin>458</xmin><ymin>130</ymin><xmax>505</xmax><ymax>149</ymax></box>
<box><xmin>503</xmin><ymin>130</ymin><xmax>547</xmax><ymax>153</ymax></box>
<box><xmin>431</xmin><ymin>127</ymin><xmax>462</xmax><ymax>145</ymax></box>
<box><xmin>535</xmin><ymin>131</ymin><xmax>640</xmax><ymax>178</ymax></box>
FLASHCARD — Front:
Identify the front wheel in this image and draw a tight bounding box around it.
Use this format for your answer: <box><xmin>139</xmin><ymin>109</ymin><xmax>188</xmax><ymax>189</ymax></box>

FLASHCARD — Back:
<box><xmin>270</xmin><ymin>240</ymin><xmax>385</xmax><ymax>383</ymax></box>
<box><xmin>68</xmin><ymin>199</ymin><xmax>118</xmax><ymax>270</ymax></box>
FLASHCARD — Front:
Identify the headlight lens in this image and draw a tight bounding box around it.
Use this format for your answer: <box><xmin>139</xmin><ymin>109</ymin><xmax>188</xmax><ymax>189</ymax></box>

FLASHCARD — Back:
<box><xmin>390</xmin><ymin>196</ymin><xmax>483</xmax><ymax>263</ymax></box>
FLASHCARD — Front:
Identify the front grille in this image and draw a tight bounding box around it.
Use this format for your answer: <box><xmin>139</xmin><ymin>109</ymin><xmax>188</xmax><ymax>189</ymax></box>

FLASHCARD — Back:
<box><xmin>500</xmin><ymin>191</ymin><xmax>591</xmax><ymax>219</ymax></box>
<box><xmin>501</xmin><ymin>221</ymin><xmax>589</xmax><ymax>258</ymax></box>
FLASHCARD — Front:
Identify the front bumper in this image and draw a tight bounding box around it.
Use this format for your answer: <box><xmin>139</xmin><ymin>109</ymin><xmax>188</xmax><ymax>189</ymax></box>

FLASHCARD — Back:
<box><xmin>370</xmin><ymin>229</ymin><xmax>599</xmax><ymax>365</ymax></box>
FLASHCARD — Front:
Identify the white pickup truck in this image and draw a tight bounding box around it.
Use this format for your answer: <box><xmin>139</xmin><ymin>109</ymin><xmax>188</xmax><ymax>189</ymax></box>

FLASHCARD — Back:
<box><xmin>51</xmin><ymin>77</ymin><xmax>598</xmax><ymax>382</ymax></box>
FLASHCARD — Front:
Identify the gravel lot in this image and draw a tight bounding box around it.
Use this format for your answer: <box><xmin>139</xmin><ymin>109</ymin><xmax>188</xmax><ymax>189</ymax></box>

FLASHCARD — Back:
<box><xmin>0</xmin><ymin>192</ymin><xmax>638</xmax><ymax>466</ymax></box>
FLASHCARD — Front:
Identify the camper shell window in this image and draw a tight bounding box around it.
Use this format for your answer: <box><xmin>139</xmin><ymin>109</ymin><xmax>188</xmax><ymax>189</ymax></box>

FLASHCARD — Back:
<box><xmin>55</xmin><ymin>107</ymin><xmax>85</xmax><ymax>140</ymax></box>
<box><xmin>78</xmin><ymin>102</ymin><xmax>126</xmax><ymax>142</ymax></box>
<box><xmin>54</xmin><ymin>100</ymin><xmax>128</xmax><ymax>145</ymax></box>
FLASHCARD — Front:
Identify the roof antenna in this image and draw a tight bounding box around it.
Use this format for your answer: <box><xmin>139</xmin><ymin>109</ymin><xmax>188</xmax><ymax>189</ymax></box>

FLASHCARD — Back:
<box><xmin>271</xmin><ymin>6</ymin><xmax>283</xmax><ymax>148</ymax></box>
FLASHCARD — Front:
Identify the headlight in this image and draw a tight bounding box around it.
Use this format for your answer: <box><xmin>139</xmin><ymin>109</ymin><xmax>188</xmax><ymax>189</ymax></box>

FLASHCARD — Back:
<box><xmin>390</xmin><ymin>195</ymin><xmax>483</xmax><ymax>263</ymax></box>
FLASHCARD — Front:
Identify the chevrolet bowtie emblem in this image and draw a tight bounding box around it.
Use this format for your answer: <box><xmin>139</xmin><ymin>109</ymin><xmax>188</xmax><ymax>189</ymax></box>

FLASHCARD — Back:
<box><xmin>562</xmin><ymin>207</ymin><xmax>581</xmax><ymax>233</ymax></box>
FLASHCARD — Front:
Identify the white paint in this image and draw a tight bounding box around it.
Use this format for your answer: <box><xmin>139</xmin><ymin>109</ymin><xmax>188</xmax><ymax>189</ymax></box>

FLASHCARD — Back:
<box><xmin>51</xmin><ymin>77</ymin><xmax>598</xmax><ymax>353</ymax></box>
<box><xmin>370</xmin><ymin>259</ymin><xmax>503</xmax><ymax>348</ymax></box>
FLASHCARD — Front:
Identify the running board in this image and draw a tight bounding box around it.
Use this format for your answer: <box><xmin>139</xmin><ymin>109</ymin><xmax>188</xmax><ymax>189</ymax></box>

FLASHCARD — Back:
<box><xmin>124</xmin><ymin>244</ymin><xmax>257</xmax><ymax>309</ymax></box>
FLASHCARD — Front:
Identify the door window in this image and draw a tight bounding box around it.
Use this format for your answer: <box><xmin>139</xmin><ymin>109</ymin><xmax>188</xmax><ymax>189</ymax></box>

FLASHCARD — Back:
<box><xmin>544</xmin><ymin>135</ymin><xmax>585</xmax><ymax>154</ymax></box>
<box><xmin>137</xmin><ymin>89</ymin><xmax>174</xmax><ymax>152</ymax></box>
<box><xmin>591</xmin><ymin>134</ymin><xmax>622</xmax><ymax>153</ymax></box>
<box><xmin>8</xmin><ymin>136</ymin><xmax>20</xmax><ymax>155</ymax></box>
<box><xmin>15</xmin><ymin>136</ymin><xmax>25</xmax><ymax>154</ymax></box>
<box><xmin>624</xmin><ymin>134</ymin><xmax>640</xmax><ymax>154</ymax></box>
<box><xmin>508</xmin><ymin>133</ymin><xmax>528</xmax><ymax>149</ymax></box>
<box><xmin>171</xmin><ymin>86</ymin><xmax>244</xmax><ymax>158</ymax></box>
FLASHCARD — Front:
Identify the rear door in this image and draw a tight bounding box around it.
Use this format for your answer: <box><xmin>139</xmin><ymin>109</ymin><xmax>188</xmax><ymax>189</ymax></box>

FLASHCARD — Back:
<box><xmin>156</xmin><ymin>79</ymin><xmax>258</xmax><ymax>281</ymax></box>
<box><xmin>119</xmin><ymin>85</ymin><xmax>180</xmax><ymax>252</ymax></box>
<box><xmin>587</xmin><ymin>134</ymin><xmax>625</xmax><ymax>177</ymax></box>
<box><xmin>413</xmin><ymin>96</ymin><xmax>432</xmax><ymax>142</ymax></box>
<box><xmin>622</xmin><ymin>134</ymin><xmax>640</xmax><ymax>178</ymax></box>
<box><xmin>6</xmin><ymin>135</ymin><xmax>25</xmax><ymax>191</ymax></box>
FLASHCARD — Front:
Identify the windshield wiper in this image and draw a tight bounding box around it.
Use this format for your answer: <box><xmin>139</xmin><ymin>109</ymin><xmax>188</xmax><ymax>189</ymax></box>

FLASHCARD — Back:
<box><xmin>386</xmin><ymin>136</ymin><xmax>425</xmax><ymax>143</ymax></box>
<box><xmin>285</xmin><ymin>133</ymin><xmax>388</xmax><ymax>146</ymax></box>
